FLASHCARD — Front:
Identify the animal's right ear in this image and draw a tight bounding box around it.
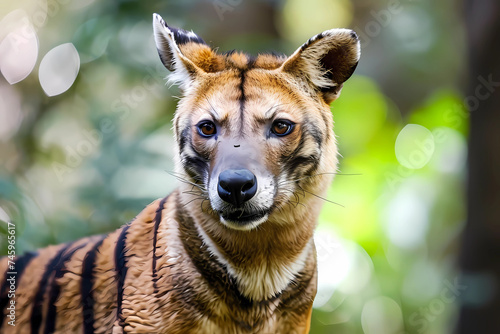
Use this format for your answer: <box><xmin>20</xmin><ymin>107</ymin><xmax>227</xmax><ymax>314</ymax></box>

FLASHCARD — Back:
<box><xmin>281</xmin><ymin>29</ymin><xmax>360</xmax><ymax>104</ymax></box>
<box><xmin>153</xmin><ymin>14</ymin><xmax>220</xmax><ymax>91</ymax></box>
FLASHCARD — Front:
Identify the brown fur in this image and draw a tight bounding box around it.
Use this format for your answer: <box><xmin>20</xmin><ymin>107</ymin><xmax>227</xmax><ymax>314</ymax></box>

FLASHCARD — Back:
<box><xmin>0</xmin><ymin>14</ymin><xmax>360</xmax><ymax>333</ymax></box>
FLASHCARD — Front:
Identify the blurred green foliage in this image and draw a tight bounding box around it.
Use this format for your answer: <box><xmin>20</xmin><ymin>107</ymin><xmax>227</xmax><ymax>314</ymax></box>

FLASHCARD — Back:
<box><xmin>0</xmin><ymin>0</ymin><xmax>466</xmax><ymax>333</ymax></box>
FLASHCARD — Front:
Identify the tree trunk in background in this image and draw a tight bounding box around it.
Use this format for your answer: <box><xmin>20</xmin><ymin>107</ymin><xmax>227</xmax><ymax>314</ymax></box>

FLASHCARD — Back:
<box><xmin>458</xmin><ymin>0</ymin><xmax>500</xmax><ymax>333</ymax></box>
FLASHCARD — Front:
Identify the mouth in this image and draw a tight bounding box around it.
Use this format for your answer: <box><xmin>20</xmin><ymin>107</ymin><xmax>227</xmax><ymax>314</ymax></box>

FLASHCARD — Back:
<box><xmin>219</xmin><ymin>209</ymin><xmax>269</xmax><ymax>230</ymax></box>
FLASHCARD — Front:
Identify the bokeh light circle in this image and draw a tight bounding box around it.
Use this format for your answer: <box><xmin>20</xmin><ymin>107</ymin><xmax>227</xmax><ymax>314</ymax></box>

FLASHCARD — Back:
<box><xmin>395</xmin><ymin>124</ymin><xmax>435</xmax><ymax>169</ymax></box>
<box><xmin>361</xmin><ymin>296</ymin><xmax>404</xmax><ymax>334</ymax></box>
<box><xmin>39</xmin><ymin>43</ymin><xmax>80</xmax><ymax>96</ymax></box>
<box><xmin>0</xmin><ymin>10</ymin><xmax>39</xmax><ymax>84</ymax></box>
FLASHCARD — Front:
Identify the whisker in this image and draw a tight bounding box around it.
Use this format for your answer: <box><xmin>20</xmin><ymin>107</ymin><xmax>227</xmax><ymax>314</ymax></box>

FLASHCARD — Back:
<box><xmin>183</xmin><ymin>191</ymin><xmax>208</xmax><ymax>198</ymax></box>
<box><xmin>182</xmin><ymin>197</ymin><xmax>206</xmax><ymax>208</ymax></box>
<box><xmin>300</xmin><ymin>188</ymin><xmax>344</xmax><ymax>207</ymax></box>
<box><xmin>278</xmin><ymin>172</ymin><xmax>361</xmax><ymax>186</ymax></box>
<box><xmin>165</xmin><ymin>170</ymin><xmax>206</xmax><ymax>191</ymax></box>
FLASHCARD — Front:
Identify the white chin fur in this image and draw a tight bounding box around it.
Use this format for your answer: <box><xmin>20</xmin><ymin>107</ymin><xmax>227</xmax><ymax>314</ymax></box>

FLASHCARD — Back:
<box><xmin>220</xmin><ymin>214</ymin><xmax>269</xmax><ymax>231</ymax></box>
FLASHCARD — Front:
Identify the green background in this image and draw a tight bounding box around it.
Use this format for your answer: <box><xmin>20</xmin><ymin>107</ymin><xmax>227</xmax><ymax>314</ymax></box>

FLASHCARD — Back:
<box><xmin>0</xmin><ymin>0</ymin><xmax>467</xmax><ymax>333</ymax></box>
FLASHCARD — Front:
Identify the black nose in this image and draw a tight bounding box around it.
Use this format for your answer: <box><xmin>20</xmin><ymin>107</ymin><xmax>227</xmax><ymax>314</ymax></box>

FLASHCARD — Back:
<box><xmin>217</xmin><ymin>169</ymin><xmax>257</xmax><ymax>207</ymax></box>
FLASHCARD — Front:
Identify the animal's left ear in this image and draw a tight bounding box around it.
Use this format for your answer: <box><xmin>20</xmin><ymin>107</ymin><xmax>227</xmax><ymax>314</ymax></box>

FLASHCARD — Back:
<box><xmin>281</xmin><ymin>29</ymin><xmax>361</xmax><ymax>104</ymax></box>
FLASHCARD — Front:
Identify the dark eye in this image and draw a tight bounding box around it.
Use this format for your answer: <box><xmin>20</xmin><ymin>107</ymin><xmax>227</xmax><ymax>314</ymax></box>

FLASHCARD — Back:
<box><xmin>271</xmin><ymin>120</ymin><xmax>294</xmax><ymax>137</ymax></box>
<box><xmin>197</xmin><ymin>121</ymin><xmax>217</xmax><ymax>137</ymax></box>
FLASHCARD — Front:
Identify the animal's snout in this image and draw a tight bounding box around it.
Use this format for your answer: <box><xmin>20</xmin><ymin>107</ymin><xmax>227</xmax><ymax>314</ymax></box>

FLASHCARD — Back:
<box><xmin>217</xmin><ymin>169</ymin><xmax>257</xmax><ymax>207</ymax></box>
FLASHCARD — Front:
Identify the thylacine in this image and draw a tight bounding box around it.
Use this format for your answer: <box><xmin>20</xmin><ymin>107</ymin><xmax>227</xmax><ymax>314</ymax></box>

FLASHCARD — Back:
<box><xmin>0</xmin><ymin>13</ymin><xmax>360</xmax><ymax>333</ymax></box>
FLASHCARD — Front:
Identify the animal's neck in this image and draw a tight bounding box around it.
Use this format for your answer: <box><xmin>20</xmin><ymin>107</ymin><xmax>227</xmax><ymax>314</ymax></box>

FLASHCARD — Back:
<box><xmin>177</xmin><ymin>188</ymin><xmax>320</xmax><ymax>301</ymax></box>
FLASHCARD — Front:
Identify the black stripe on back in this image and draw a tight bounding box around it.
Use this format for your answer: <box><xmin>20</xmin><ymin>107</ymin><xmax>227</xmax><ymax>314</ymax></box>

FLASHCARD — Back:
<box><xmin>0</xmin><ymin>251</ymin><xmax>37</xmax><ymax>328</ymax></box>
<box><xmin>115</xmin><ymin>224</ymin><xmax>131</xmax><ymax>331</ymax></box>
<box><xmin>44</xmin><ymin>243</ymin><xmax>86</xmax><ymax>334</ymax></box>
<box><xmin>81</xmin><ymin>237</ymin><xmax>105</xmax><ymax>334</ymax></box>
<box><xmin>152</xmin><ymin>196</ymin><xmax>169</xmax><ymax>293</ymax></box>
<box><xmin>31</xmin><ymin>242</ymin><xmax>75</xmax><ymax>334</ymax></box>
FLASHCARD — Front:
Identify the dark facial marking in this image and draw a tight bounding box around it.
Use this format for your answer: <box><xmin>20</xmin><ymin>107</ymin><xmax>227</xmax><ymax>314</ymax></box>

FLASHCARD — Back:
<box><xmin>303</xmin><ymin>115</ymin><xmax>323</xmax><ymax>149</ymax></box>
<box><xmin>178</xmin><ymin>125</ymin><xmax>191</xmax><ymax>152</ymax></box>
<box><xmin>282</xmin><ymin>129</ymin><xmax>321</xmax><ymax>181</ymax></box>
<box><xmin>239</xmin><ymin>70</ymin><xmax>247</xmax><ymax>127</ymax></box>
<box><xmin>237</xmin><ymin>57</ymin><xmax>257</xmax><ymax>131</ymax></box>
<box><xmin>179</xmin><ymin>121</ymin><xmax>211</xmax><ymax>183</ymax></box>
<box><xmin>183</xmin><ymin>153</ymin><xmax>209</xmax><ymax>183</ymax></box>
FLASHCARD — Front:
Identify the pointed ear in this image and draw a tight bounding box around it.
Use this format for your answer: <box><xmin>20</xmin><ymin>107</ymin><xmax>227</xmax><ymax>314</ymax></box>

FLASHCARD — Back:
<box><xmin>153</xmin><ymin>14</ymin><xmax>221</xmax><ymax>91</ymax></box>
<box><xmin>281</xmin><ymin>29</ymin><xmax>360</xmax><ymax>104</ymax></box>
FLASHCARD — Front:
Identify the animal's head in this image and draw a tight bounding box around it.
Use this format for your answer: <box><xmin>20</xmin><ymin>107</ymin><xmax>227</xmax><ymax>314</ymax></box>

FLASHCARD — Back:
<box><xmin>153</xmin><ymin>14</ymin><xmax>360</xmax><ymax>231</ymax></box>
